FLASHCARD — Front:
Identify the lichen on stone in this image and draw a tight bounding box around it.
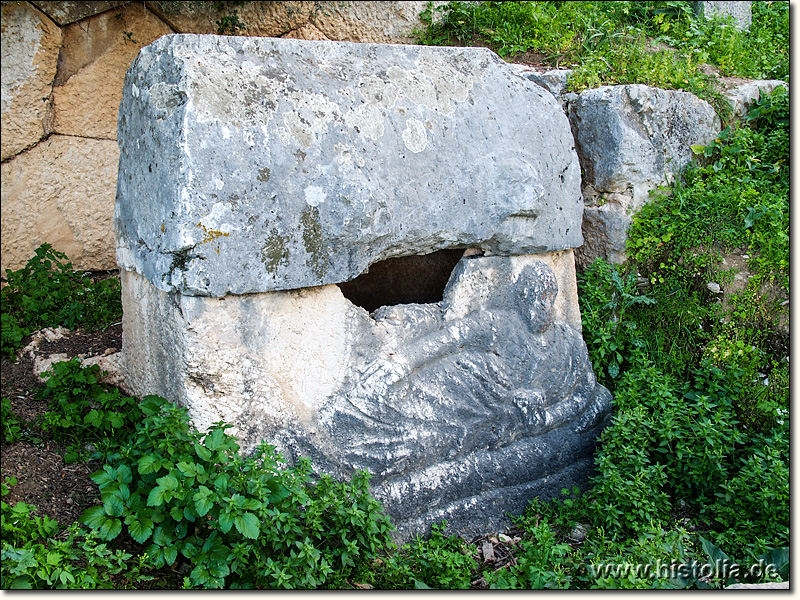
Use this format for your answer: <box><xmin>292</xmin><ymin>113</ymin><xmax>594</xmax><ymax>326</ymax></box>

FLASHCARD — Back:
<box><xmin>300</xmin><ymin>205</ymin><xmax>326</xmax><ymax>279</ymax></box>
<box><xmin>260</xmin><ymin>229</ymin><xmax>290</xmax><ymax>272</ymax></box>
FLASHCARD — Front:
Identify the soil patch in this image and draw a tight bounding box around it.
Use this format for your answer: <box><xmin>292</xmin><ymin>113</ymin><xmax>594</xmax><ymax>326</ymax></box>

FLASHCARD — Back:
<box><xmin>1</xmin><ymin>325</ymin><xmax>121</xmax><ymax>528</ymax></box>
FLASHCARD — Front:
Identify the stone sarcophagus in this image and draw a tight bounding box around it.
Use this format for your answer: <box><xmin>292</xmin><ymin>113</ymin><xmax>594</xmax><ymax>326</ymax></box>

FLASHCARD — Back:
<box><xmin>116</xmin><ymin>34</ymin><xmax>611</xmax><ymax>538</ymax></box>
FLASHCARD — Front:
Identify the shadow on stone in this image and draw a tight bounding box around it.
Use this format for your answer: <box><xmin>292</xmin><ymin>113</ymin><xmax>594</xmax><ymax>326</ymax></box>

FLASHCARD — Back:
<box><xmin>337</xmin><ymin>249</ymin><xmax>465</xmax><ymax>313</ymax></box>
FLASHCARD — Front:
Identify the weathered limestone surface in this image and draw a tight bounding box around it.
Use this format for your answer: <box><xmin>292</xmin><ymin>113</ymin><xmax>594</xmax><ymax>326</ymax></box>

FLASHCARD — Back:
<box><xmin>309</xmin><ymin>1</ymin><xmax>443</xmax><ymax>44</ymax></box>
<box><xmin>694</xmin><ymin>1</ymin><xmax>751</xmax><ymax>31</ymax></box>
<box><xmin>144</xmin><ymin>1</ymin><xmax>440</xmax><ymax>43</ymax></box>
<box><xmin>116</xmin><ymin>35</ymin><xmax>584</xmax><ymax>296</ymax></box>
<box><xmin>1</xmin><ymin>135</ymin><xmax>120</xmax><ymax>272</ymax></box>
<box><xmin>1</xmin><ymin>1</ymin><xmax>62</xmax><ymax>161</ymax></box>
<box><xmin>725</xmin><ymin>582</ymin><xmax>789</xmax><ymax>590</ymax></box>
<box><xmin>723</xmin><ymin>79</ymin><xmax>787</xmax><ymax>123</ymax></box>
<box><xmin>52</xmin><ymin>3</ymin><xmax>173</xmax><ymax>139</ymax></box>
<box><xmin>145</xmin><ymin>0</ymin><xmax>316</xmax><ymax>36</ymax></box>
<box><xmin>31</xmin><ymin>1</ymin><xmax>131</xmax><ymax>26</ymax></box>
<box><xmin>121</xmin><ymin>252</ymin><xmax>610</xmax><ymax>538</ymax></box>
<box><xmin>568</xmin><ymin>84</ymin><xmax>720</xmax><ymax>266</ymax></box>
<box><xmin>508</xmin><ymin>65</ymin><xmax>573</xmax><ymax>108</ymax></box>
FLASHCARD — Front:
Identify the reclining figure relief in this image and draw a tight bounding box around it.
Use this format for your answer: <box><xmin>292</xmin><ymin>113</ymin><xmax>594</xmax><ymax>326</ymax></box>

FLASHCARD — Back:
<box><xmin>280</xmin><ymin>256</ymin><xmax>611</xmax><ymax>530</ymax></box>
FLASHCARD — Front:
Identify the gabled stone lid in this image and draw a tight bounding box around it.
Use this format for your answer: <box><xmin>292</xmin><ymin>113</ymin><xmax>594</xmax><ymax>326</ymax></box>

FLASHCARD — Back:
<box><xmin>115</xmin><ymin>34</ymin><xmax>583</xmax><ymax>296</ymax></box>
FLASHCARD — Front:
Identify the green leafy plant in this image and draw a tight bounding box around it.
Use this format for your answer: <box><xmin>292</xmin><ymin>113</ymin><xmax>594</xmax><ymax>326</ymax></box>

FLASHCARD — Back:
<box><xmin>1</xmin><ymin>244</ymin><xmax>122</xmax><ymax>357</ymax></box>
<box><xmin>80</xmin><ymin>395</ymin><xmax>395</xmax><ymax>589</ymax></box>
<box><xmin>37</xmin><ymin>359</ymin><xmax>141</xmax><ymax>462</ymax></box>
<box><xmin>359</xmin><ymin>521</ymin><xmax>476</xmax><ymax>589</ymax></box>
<box><xmin>1</xmin><ymin>397</ymin><xmax>24</xmax><ymax>443</ymax></box>
<box><xmin>3</xmin><ymin>478</ymin><xmax>147</xmax><ymax>590</ymax></box>
<box><xmin>487</xmin><ymin>520</ymin><xmax>573</xmax><ymax>589</ymax></box>
<box><xmin>1</xmin><ymin>313</ymin><xmax>29</xmax><ymax>358</ymax></box>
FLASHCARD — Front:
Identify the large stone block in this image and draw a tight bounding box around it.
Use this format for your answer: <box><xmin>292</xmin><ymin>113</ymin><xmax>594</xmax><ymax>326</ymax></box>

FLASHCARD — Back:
<box><xmin>116</xmin><ymin>35</ymin><xmax>584</xmax><ymax>296</ymax></box>
<box><xmin>1</xmin><ymin>135</ymin><xmax>119</xmax><ymax>272</ymax></box>
<box><xmin>121</xmin><ymin>251</ymin><xmax>610</xmax><ymax>538</ymax></box>
<box><xmin>568</xmin><ymin>84</ymin><xmax>720</xmax><ymax>266</ymax></box>
<box><xmin>1</xmin><ymin>1</ymin><xmax>62</xmax><ymax>161</ymax></box>
<box><xmin>52</xmin><ymin>4</ymin><xmax>173</xmax><ymax>139</ymax></box>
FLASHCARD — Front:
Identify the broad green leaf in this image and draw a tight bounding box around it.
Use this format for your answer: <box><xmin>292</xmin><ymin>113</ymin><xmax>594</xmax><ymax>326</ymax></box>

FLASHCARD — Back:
<box><xmin>98</xmin><ymin>517</ymin><xmax>122</xmax><ymax>540</ymax></box>
<box><xmin>214</xmin><ymin>474</ymin><xmax>229</xmax><ymax>493</ymax></box>
<box><xmin>163</xmin><ymin>544</ymin><xmax>178</xmax><ymax>566</ymax></box>
<box><xmin>80</xmin><ymin>505</ymin><xmax>107</xmax><ymax>529</ymax></box>
<box><xmin>218</xmin><ymin>510</ymin><xmax>234</xmax><ymax>534</ymax></box>
<box><xmin>177</xmin><ymin>461</ymin><xmax>198</xmax><ymax>478</ymax></box>
<box><xmin>183</xmin><ymin>504</ymin><xmax>197</xmax><ymax>522</ymax></box>
<box><xmin>690</xmin><ymin>144</ymin><xmax>705</xmax><ymax>155</ymax></box>
<box><xmin>171</xmin><ymin>505</ymin><xmax>184</xmax><ymax>522</ymax></box>
<box><xmin>205</xmin><ymin>428</ymin><xmax>225</xmax><ymax>452</ymax></box>
<box><xmin>84</xmin><ymin>409</ymin><xmax>102</xmax><ymax>427</ymax></box>
<box><xmin>102</xmin><ymin>493</ymin><xmax>124</xmax><ymax>517</ymax></box>
<box><xmin>117</xmin><ymin>483</ymin><xmax>131</xmax><ymax>502</ymax></box>
<box><xmin>195</xmin><ymin>443</ymin><xmax>212</xmax><ymax>461</ymax></box>
<box><xmin>181</xmin><ymin>541</ymin><xmax>199</xmax><ymax>559</ymax></box>
<box><xmin>128</xmin><ymin>517</ymin><xmax>155</xmax><ymax>544</ymax></box>
<box><xmin>152</xmin><ymin>525</ymin><xmax>174</xmax><ymax>547</ymax></box>
<box><xmin>190</xmin><ymin>564</ymin><xmax>211</xmax><ymax>588</ymax></box>
<box><xmin>10</xmin><ymin>576</ymin><xmax>33</xmax><ymax>589</ymax></box>
<box><xmin>59</xmin><ymin>571</ymin><xmax>75</xmax><ymax>586</ymax></box>
<box><xmin>759</xmin><ymin>547</ymin><xmax>789</xmax><ymax>580</ymax></box>
<box><xmin>208</xmin><ymin>561</ymin><xmax>231</xmax><ymax>579</ymax></box>
<box><xmin>138</xmin><ymin>455</ymin><xmax>159</xmax><ymax>475</ymax></box>
<box><xmin>156</xmin><ymin>474</ymin><xmax>179</xmax><ymax>491</ymax></box>
<box><xmin>90</xmin><ymin>467</ymin><xmax>115</xmax><ymax>487</ymax></box>
<box><xmin>267</xmin><ymin>481</ymin><xmax>291</xmax><ymax>503</ymax></box>
<box><xmin>234</xmin><ymin>512</ymin><xmax>260</xmax><ymax>540</ymax></box>
<box><xmin>175</xmin><ymin>519</ymin><xmax>189</xmax><ymax>540</ymax></box>
<box><xmin>147</xmin><ymin>486</ymin><xmax>166</xmax><ymax>507</ymax></box>
<box><xmin>700</xmin><ymin>535</ymin><xmax>731</xmax><ymax>565</ymax></box>
<box><xmin>193</xmin><ymin>486</ymin><xmax>214</xmax><ymax>517</ymax></box>
<box><xmin>241</xmin><ymin>498</ymin><xmax>262</xmax><ymax>511</ymax></box>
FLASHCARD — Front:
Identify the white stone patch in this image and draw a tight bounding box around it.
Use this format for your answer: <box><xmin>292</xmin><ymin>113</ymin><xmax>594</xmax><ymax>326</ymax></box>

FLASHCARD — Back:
<box><xmin>187</xmin><ymin>52</ymin><xmax>285</xmax><ymax>128</ymax></box>
<box><xmin>402</xmin><ymin>118</ymin><xmax>428</xmax><ymax>153</ymax></box>
<box><xmin>387</xmin><ymin>51</ymin><xmax>474</xmax><ymax>116</ymax></box>
<box><xmin>214</xmin><ymin>179</ymin><xmax>224</xmax><ymax>190</ymax></box>
<box><xmin>304</xmin><ymin>186</ymin><xmax>326</xmax><ymax>207</ymax></box>
<box><xmin>344</xmin><ymin>103</ymin><xmax>385</xmax><ymax>141</ymax></box>
<box><xmin>283</xmin><ymin>90</ymin><xmax>342</xmax><ymax>149</ymax></box>
<box><xmin>199</xmin><ymin>202</ymin><xmax>230</xmax><ymax>230</ymax></box>
<box><xmin>341</xmin><ymin>75</ymin><xmax>401</xmax><ymax>141</ymax></box>
<box><xmin>122</xmin><ymin>271</ymin><xmax>357</xmax><ymax>450</ymax></box>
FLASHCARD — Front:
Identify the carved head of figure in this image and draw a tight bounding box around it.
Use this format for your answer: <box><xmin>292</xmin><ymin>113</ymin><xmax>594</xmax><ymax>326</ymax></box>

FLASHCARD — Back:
<box><xmin>515</xmin><ymin>262</ymin><xmax>558</xmax><ymax>333</ymax></box>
